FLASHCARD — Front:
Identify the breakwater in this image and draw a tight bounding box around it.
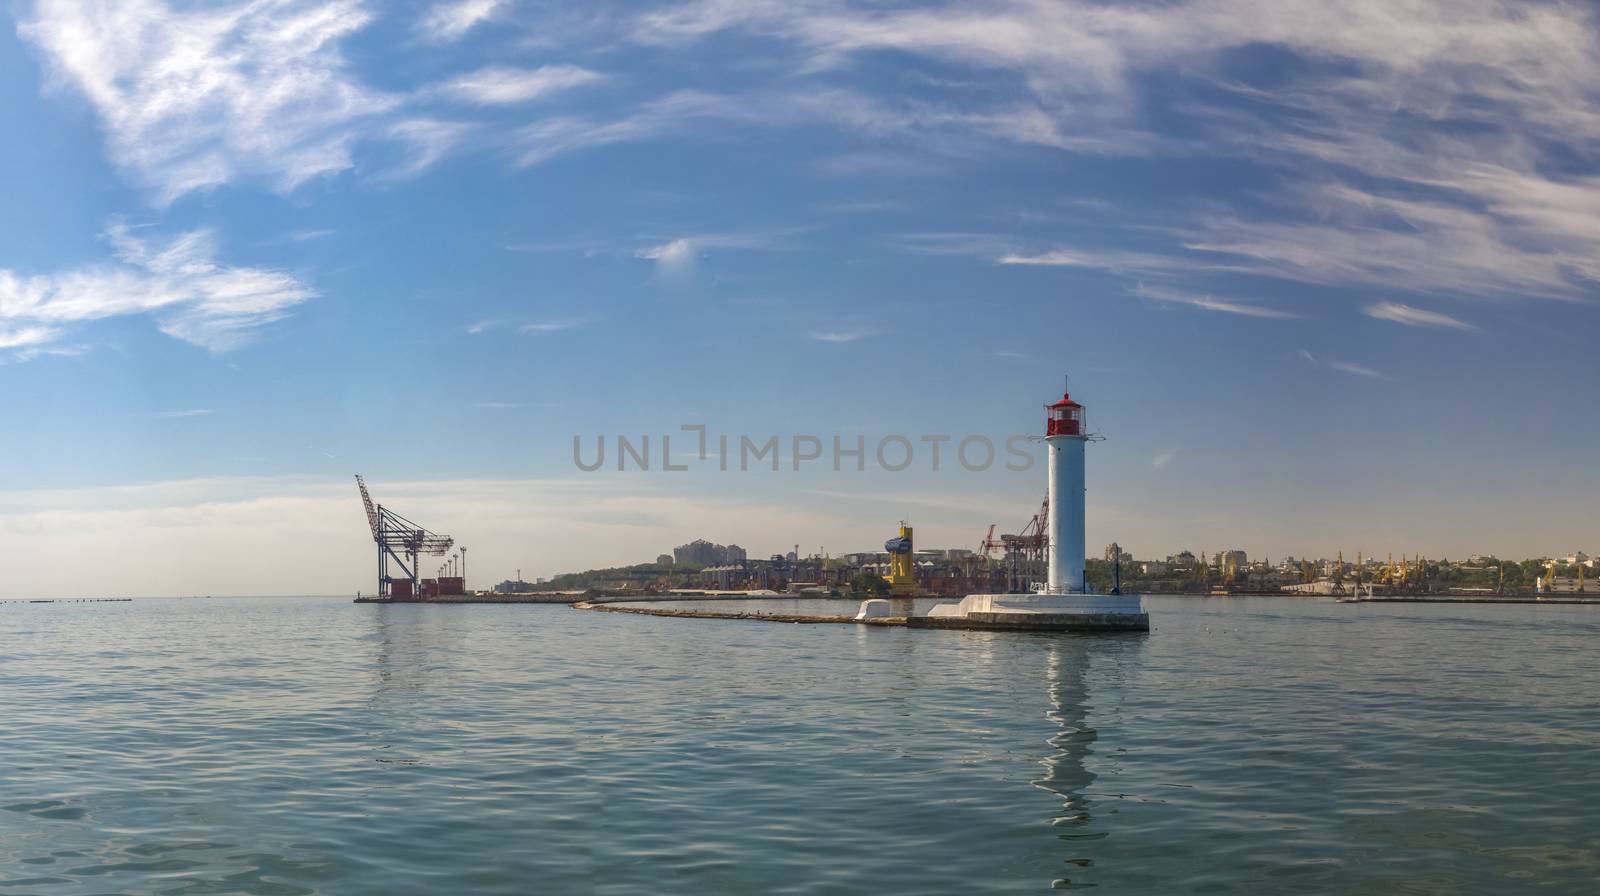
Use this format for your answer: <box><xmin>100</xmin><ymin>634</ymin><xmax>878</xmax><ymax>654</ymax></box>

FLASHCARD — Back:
<box><xmin>574</xmin><ymin>600</ymin><xmax>906</xmax><ymax>625</ymax></box>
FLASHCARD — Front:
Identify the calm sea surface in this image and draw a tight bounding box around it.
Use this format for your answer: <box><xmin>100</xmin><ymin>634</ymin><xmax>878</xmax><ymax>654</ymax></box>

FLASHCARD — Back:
<box><xmin>4</xmin><ymin>595</ymin><xmax>1599</xmax><ymax>894</ymax></box>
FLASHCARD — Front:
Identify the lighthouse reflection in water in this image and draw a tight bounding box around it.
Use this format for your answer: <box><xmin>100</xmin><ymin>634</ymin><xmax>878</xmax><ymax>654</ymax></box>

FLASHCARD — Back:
<box><xmin>1036</xmin><ymin>640</ymin><xmax>1109</xmax><ymax>889</ymax></box>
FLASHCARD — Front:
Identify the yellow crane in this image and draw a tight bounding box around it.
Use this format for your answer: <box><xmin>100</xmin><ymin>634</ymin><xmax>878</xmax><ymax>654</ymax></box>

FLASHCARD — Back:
<box><xmin>884</xmin><ymin>522</ymin><xmax>918</xmax><ymax>596</ymax></box>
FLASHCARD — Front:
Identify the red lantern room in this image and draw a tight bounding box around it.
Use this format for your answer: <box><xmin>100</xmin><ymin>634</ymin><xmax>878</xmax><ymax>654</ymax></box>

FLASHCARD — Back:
<box><xmin>1046</xmin><ymin>392</ymin><xmax>1084</xmax><ymax>437</ymax></box>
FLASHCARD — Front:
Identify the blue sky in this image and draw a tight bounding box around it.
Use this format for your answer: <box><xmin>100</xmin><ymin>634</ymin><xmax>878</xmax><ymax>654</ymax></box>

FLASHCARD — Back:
<box><xmin>0</xmin><ymin>0</ymin><xmax>1597</xmax><ymax>595</ymax></box>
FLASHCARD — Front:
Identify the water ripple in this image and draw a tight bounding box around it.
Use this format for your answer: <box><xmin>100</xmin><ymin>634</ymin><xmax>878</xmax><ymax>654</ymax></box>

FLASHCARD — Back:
<box><xmin>3</xmin><ymin>596</ymin><xmax>1599</xmax><ymax>892</ymax></box>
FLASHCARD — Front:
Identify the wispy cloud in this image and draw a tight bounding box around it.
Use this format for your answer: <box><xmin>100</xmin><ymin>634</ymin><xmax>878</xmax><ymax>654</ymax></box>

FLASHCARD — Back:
<box><xmin>1328</xmin><ymin>361</ymin><xmax>1390</xmax><ymax>380</ymax></box>
<box><xmin>441</xmin><ymin>65</ymin><xmax>607</xmax><ymax>105</ymax></box>
<box><xmin>633</xmin><ymin>231</ymin><xmax>797</xmax><ymax>276</ymax></box>
<box><xmin>1152</xmin><ymin>449</ymin><xmax>1177</xmax><ymax>470</ymax></box>
<box><xmin>25</xmin><ymin>0</ymin><xmax>1600</xmax><ymax>316</ymax></box>
<box><xmin>512</xmin><ymin>90</ymin><xmax>774</xmax><ymax>166</ymax></box>
<box><xmin>0</xmin><ymin>342</ymin><xmax>88</xmax><ymax>365</ymax></box>
<box><xmin>154</xmin><ymin>409</ymin><xmax>215</xmax><ymax>419</ymax></box>
<box><xmin>521</xmin><ymin>320</ymin><xmax>585</xmax><ymax>334</ymax></box>
<box><xmin>285</xmin><ymin>229</ymin><xmax>335</xmax><ymax>243</ymax></box>
<box><xmin>469</xmin><ymin>318</ymin><xmax>586</xmax><ymax>335</ymax></box>
<box><xmin>636</xmin><ymin>239</ymin><xmax>694</xmax><ymax>265</ymax></box>
<box><xmin>1132</xmin><ymin>284</ymin><xmax>1299</xmax><ymax>320</ymax></box>
<box><xmin>1300</xmin><ymin>349</ymin><xmax>1391</xmax><ymax>381</ymax></box>
<box><xmin>809</xmin><ymin>329</ymin><xmax>871</xmax><ymax>343</ymax></box>
<box><xmin>0</xmin><ymin>224</ymin><xmax>315</xmax><ymax>353</ymax></box>
<box><xmin>1365</xmin><ymin>302</ymin><xmax>1476</xmax><ymax>332</ymax></box>
<box><xmin>622</xmin><ymin>0</ymin><xmax>1600</xmax><ymax>302</ymax></box>
<box><xmin>21</xmin><ymin>0</ymin><xmax>397</xmax><ymax>200</ymax></box>
<box><xmin>383</xmin><ymin>119</ymin><xmax>475</xmax><ymax>179</ymax></box>
<box><xmin>416</xmin><ymin>0</ymin><xmax>503</xmax><ymax>43</ymax></box>
<box><xmin>996</xmin><ymin>246</ymin><xmax>1239</xmax><ymax>277</ymax></box>
<box><xmin>475</xmin><ymin>401</ymin><xmax>523</xmax><ymax>409</ymax></box>
<box><xmin>0</xmin><ymin>326</ymin><xmax>62</xmax><ymax>350</ymax></box>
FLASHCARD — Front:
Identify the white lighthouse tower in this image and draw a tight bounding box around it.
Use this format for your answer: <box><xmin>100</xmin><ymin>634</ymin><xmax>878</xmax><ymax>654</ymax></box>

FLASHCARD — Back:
<box><xmin>912</xmin><ymin>379</ymin><xmax>1149</xmax><ymax>632</ymax></box>
<box><xmin>1045</xmin><ymin>389</ymin><xmax>1087</xmax><ymax>594</ymax></box>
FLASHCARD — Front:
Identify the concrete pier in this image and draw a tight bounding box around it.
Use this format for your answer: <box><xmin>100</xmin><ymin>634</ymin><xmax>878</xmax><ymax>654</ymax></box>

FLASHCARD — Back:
<box><xmin>909</xmin><ymin>611</ymin><xmax>1150</xmax><ymax>632</ymax></box>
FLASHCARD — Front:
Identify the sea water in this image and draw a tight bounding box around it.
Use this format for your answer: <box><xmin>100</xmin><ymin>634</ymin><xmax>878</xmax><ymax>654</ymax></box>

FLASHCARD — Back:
<box><xmin>3</xmin><ymin>595</ymin><xmax>1598</xmax><ymax>893</ymax></box>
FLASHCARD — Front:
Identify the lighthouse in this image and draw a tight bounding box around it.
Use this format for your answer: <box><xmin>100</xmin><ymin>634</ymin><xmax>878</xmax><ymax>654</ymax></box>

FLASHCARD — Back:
<box><xmin>1045</xmin><ymin>389</ymin><xmax>1087</xmax><ymax>594</ymax></box>
<box><xmin>906</xmin><ymin>378</ymin><xmax>1150</xmax><ymax>632</ymax></box>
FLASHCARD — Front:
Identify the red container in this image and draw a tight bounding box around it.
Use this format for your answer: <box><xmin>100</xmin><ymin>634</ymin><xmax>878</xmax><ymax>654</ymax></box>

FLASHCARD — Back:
<box><xmin>389</xmin><ymin>579</ymin><xmax>414</xmax><ymax>599</ymax></box>
<box><xmin>438</xmin><ymin>576</ymin><xmax>465</xmax><ymax>595</ymax></box>
<box><xmin>421</xmin><ymin>579</ymin><xmax>440</xmax><ymax>598</ymax></box>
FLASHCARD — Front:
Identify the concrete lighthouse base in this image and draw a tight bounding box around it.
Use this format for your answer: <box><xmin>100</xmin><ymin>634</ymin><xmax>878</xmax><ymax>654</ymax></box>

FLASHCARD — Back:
<box><xmin>910</xmin><ymin>593</ymin><xmax>1150</xmax><ymax>633</ymax></box>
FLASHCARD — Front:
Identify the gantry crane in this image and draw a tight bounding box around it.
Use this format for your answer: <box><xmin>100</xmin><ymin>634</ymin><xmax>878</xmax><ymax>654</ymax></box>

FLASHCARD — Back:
<box><xmin>978</xmin><ymin>524</ymin><xmax>999</xmax><ymax>557</ymax></box>
<box><xmin>999</xmin><ymin>496</ymin><xmax>1049</xmax><ymax>593</ymax></box>
<box><xmin>356</xmin><ymin>474</ymin><xmax>454</xmax><ymax>600</ymax></box>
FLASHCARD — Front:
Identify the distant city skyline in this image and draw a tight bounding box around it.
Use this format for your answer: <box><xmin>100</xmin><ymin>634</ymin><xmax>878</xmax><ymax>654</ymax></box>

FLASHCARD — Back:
<box><xmin>1</xmin><ymin>1</ymin><xmax>1598</xmax><ymax>596</ymax></box>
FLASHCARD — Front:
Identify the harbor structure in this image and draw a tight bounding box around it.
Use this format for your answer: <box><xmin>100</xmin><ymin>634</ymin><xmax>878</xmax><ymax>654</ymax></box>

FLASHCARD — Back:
<box><xmin>355</xmin><ymin>475</ymin><xmax>462</xmax><ymax>600</ymax></box>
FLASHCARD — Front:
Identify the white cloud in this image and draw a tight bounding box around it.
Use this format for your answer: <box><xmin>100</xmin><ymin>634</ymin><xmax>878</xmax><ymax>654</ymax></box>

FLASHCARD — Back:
<box><xmin>1328</xmin><ymin>361</ymin><xmax>1390</xmax><ymax>380</ymax></box>
<box><xmin>520</xmin><ymin>320</ymin><xmax>584</xmax><ymax>334</ymax></box>
<box><xmin>21</xmin><ymin>0</ymin><xmax>1600</xmax><ymax>311</ymax></box>
<box><xmin>470</xmin><ymin>318</ymin><xmax>585</xmax><ymax>335</ymax></box>
<box><xmin>2</xmin><ymin>343</ymin><xmax>90</xmax><ymax>364</ymax></box>
<box><xmin>1152</xmin><ymin>449</ymin><xmax>1176</xmax><ymax>470</ymax></box>
<box><xmin>1299</xmin><ymin>348</ymin><xmax>1390</xmax><ymax>381</ymax></box>
<box><xmin>636</xmin><ymin>239</ymin><xmax>694</xmax><ymax>264</ymax></box>
<box><xmin>441</xmin><ymin>65</ymin><xmax>606</xmax><ymax>105</ymax></box>
<box><xmin>513</xmin><ymin>90</ymin><xmax>767</xmax><ymax>166</ymax></box>
<box><xmin>21</xmin><ymin>0</ymin><xmax>398</xmax><ymax>200</ymax></box>
<box><xmin>1365</xmin><ymin>302</ymin><xmax>1476</xmax><ymax>331</ymax></box>
<box><xmin>154</xmin><ymin>409</ymin><xmax>215</xmax><ymax>419</ymax></box>
<box><xmin>631</xmin><ymin>230</ymin><xmax>795</xmax><ymax>277</ymax></box>
<box><xmin>383</xmin><ymin>119</ymin><xmax>475</xmax><ymax>179</ymax></box>
<box><xmin>809</xmin><ymin>329</ymin><xmax>870</xmax><ymax>343</ymax></box>
<box><xmin>0</xmin><ymin>224</ymin><xmax>315</xmax><ymax>353</ymax></box>
<box><xmin>625</xmin><ymin>1</ymin><xmax>1600</xmax><ymax>301</ymax></box>
<box><xmin>417</xmin><ymin>0</ymin><xmax>504</xmax><ymax>43</ymax></box>
<box><xmin>1132</xmin><ymin>284</ymin><xmax>1299</xmax><ymax>320</ymax></box>
<box><xmin>997</xmin><ymin>246</ymin><xmax>1238</xmax><ymax>276</ymax></box>
<box><xmin>1177</xmin><ymin>184</ymin><xmax>1598</xmax><ymax>298</ymax></box>
<box><xmin>0</xmin><ymin>326</ymin><xmax>62</xmax><ymax>350</ymax></box>
<box><xmin>631</xmin><ymin>230</ymin><xmax>806</xmax><ymax>274</ymax></box>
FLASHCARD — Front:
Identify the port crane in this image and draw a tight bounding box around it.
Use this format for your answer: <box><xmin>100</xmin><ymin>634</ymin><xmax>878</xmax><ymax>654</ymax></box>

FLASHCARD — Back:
<box><xmin>1000</xmin><ymin>496</ymin><xmax>1049</xmax><ymax>593</ymax></box>
<box><xmin>356</xmin><ymin>474</ymin><xmax>454</xmax><ymax>599</ymax></box>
